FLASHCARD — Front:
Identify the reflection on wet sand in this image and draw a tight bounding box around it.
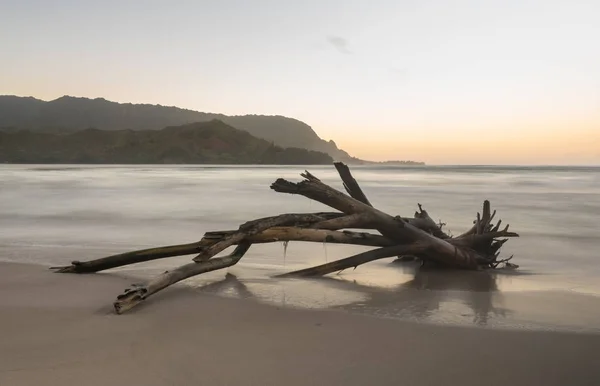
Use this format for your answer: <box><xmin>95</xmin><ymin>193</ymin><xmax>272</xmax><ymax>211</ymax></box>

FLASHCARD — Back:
<box><xmin>197</xmin><ymin>272</ymin><xmax>255</xmax><ymax>300</ymax></box>
<box><xmin>320</xmin><ymin>264</ymin><xmax>509</xmax><ymax>326</ymax></box>
<box><xmin>193</xmin><ymin>264</ymin><xmax>514</xmax><ymax>328</ymax></box>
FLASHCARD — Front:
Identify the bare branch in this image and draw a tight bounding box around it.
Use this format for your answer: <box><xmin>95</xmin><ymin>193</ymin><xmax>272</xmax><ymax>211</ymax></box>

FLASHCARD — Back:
<box><xmin>277</xmin><ymin>242</ymin><xmax>426</xmax><ymax>278</ymax></box>
<box><xmin>114</xmin><ymin>242</ymin><xmax>252</xmax><ymax>314</ymax></box>
<box><xmin>334</xmin><ymin>162</ymin><xmax>372</xmax><ymax>206</ymax></box>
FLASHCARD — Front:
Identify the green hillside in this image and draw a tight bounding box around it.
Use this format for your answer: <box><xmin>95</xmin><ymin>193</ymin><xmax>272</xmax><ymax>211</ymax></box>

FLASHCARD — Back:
<box><xmin>0</xmin><ymin>120</ymin><xmax>333</xmax><ymax>165</ymax></box>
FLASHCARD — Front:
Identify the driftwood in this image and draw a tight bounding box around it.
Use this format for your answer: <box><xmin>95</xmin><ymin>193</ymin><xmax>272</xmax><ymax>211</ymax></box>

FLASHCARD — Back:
<box><xmin>51</xmin><ymin>162</ymin><xmax>519</xmax><ymax>313</ymax></box>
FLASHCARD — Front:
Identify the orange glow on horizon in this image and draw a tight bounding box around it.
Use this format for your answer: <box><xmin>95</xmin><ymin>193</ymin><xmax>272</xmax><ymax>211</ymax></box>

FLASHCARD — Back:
<box><xmin>334</xmin><ymin>119</ymin><xmax>600</xmax><ymax>165</ymax></box>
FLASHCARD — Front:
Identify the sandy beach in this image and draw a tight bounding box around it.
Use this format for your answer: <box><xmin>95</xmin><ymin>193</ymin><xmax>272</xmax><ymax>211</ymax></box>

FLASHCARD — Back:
<box><xmin>1</xmin><ymin>262</ymin><xmax>600</xmax><ymax>386</ymax></box>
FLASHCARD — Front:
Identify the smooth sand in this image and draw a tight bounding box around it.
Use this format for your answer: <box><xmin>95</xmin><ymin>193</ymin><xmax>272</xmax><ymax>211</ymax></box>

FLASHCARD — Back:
<box><xmin>2</xmin><ymin>262</ymin><xmax>600</xmax><ymax>386</ymax></box>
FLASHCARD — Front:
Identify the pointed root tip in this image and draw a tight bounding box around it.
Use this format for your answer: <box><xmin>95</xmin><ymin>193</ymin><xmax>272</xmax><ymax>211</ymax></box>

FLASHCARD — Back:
<box><xmin>49</xmin><ymin>265</ymin><xmax>77</xmax><ymax>273</ymax></box>
<box><xmin>300</xmin><ymin>171</ymin><xmax>320</xmax><ymax>182</ymax></box>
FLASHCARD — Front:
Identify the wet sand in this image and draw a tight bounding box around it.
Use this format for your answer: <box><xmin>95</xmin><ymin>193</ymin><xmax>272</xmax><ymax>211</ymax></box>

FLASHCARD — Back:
<box><xmin>2</xmin><ymin>262</ymin><xmax>600</xmax><ymax>386</ymax></box>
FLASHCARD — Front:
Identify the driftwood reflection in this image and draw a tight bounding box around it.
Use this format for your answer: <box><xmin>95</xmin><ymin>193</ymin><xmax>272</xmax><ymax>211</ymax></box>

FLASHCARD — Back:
<box><xmin>192</xmin><ymin>265</ymin><xmax>509</xmax><ymax>327</ymax></box>
<box><xmin>196</xmin><ymin>273</ymin><xmax>255</xmax><ymax>300</ymax></box>
<box><xmin>323</xmin><ymin>264</ymin><xmax>508</xmax><ymax>326</ymax></box>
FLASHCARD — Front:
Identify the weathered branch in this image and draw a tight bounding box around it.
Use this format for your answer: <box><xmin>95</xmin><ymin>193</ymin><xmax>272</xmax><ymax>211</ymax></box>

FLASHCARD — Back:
<box><xmin>193</xmin><ymin>213</ymin><xmax>339</xmax><ymax>262</ymax></box>
<box><xmin>52</xmin><ymin>228</ymin><xmax>392</xmax><ymax>276</ymax></box>
<box><xmin>311</xmin><ymin>213</ymin><xmax>374</xmax><ymax>230</ymax></box>
<box><xmin>449</xmin><ymin>230</ymin><xmax>519</xmax><ymax>249</ymax></box>
<box><xmin>50</xmin><ymin>242</ymin><xmax>206</xmax><ymax>274</ymax></box>
<box><xmin>205</xmin><ymin>227</ymin><xmax>393</xmax><ymax>248</ymax></box>
<box><xmin>114</xmin><ymin>242</ymin><xmax>252</xmax><ymax>314</ymax></box>
<box><xmin>334</xmin><ymin>161</ymin><xmax>372</xmax><ymax>206</ymax></box>
<box><xmin>51</xmin><ymin>212</ymin><xmax>346</xmax><ymax>273</ymax></box>
<box><xmin>457</xmin><ymin>200</ymin><xmax>498</xmax><ymax>238</ymax></box>
<box><xmin>404</xmin><ymin>204</ymin><xmax>451</xmax><ymax>239</ymax></box>
<box><xmin>277</xmin><ymin>242</ymin><xmax>427</xmax><ymax>277</ymax></box>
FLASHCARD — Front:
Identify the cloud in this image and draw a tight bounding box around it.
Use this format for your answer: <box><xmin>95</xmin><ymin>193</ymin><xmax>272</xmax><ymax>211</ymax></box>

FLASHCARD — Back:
<box><xmin>389</xmin><ymin>68</ymin><xmax>408</xmax><ymax>79</ymax></box>
<box><xmin>327</xmin><ymin>36</ymin><xmax>352</xmax><ymax>54</ymax></box>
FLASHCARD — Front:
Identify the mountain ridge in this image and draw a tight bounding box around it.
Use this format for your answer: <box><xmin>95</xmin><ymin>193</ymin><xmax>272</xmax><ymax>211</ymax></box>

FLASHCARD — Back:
<box><xmin>0</xmin><ymin>95</ymin><xmax>358</xmax><ymax>162</ymax></box>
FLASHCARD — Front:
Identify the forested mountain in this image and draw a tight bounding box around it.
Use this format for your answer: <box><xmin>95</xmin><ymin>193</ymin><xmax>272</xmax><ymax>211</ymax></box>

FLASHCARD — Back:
<box><xmin>0</xmin><ymin>120</ymin><xmax>333</xmax><ymax>165</ymax></box>
<box><xmin>0</xmin><ymin>95</ymin><xmax>356</xmax><ymax>162</ymax></box>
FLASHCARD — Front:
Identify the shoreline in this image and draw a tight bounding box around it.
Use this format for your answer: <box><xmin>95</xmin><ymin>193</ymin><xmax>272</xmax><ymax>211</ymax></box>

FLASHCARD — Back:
<box><xmin>4</xmin><ymin>259</ymin><xmax>600</xmax><ymax>334</ymax></box>
<box><xmin>2</xmin><ymin>261</ymin><xmax>600</xmax><ymax>385</ymax></box>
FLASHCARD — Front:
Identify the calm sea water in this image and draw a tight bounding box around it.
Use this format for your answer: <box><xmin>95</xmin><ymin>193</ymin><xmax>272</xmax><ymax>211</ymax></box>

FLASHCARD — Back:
<box><xmin>1</xmin><ymin>164</ymin><xmax>599</xmax><ymax>331</ymax></box>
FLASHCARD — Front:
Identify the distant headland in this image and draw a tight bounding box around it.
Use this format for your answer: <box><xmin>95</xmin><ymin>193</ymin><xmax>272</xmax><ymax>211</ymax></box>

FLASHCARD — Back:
<box><xmin>0</xmin><ymin>95</ymin><xmax>424</xmax><ymax>165</ymax></box>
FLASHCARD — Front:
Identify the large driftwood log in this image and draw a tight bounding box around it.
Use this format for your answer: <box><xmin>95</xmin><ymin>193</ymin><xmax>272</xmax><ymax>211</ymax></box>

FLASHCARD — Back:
<box><xmin>271</xmin><ymin>173</ymin><xmax>485</xmax><ymax>268</ymax></box>
<box><xmin>51</xmin><ymin>163</ymin><xmax>519</xmax><ymax>314</ymax></box>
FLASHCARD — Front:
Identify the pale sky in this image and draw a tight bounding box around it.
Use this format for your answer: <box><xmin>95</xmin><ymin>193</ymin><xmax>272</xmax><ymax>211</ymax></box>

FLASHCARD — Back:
<box><xmin>1</xmin><ymin>0</ymin><xmax>599</xmax><ymax>164</ymax></box>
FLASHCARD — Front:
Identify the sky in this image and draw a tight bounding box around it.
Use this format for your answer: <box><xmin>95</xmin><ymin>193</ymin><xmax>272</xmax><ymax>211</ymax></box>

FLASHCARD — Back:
<box><xmin>1</xmin><ymin>0</ymin><xmax>599</xmax><ymax>165</ymax></box>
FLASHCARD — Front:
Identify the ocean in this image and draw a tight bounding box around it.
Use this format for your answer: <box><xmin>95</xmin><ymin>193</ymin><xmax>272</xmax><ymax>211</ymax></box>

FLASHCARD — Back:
<box><xmin>1</xmin><ymin>164</ymin><xmax>599</xmax><ymax>331</ymax></box>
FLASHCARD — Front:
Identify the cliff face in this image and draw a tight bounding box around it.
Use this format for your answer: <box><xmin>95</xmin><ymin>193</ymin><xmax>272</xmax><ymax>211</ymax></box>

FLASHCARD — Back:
<box><xmin>0</xmin><ymin>120</ymin><xmax>334</xmax><ymax>165</ymax></box>
<box><xmin>0</xmin><ymin>95</ymin><xmax>356</xmax><ymax>162</ymax></box>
